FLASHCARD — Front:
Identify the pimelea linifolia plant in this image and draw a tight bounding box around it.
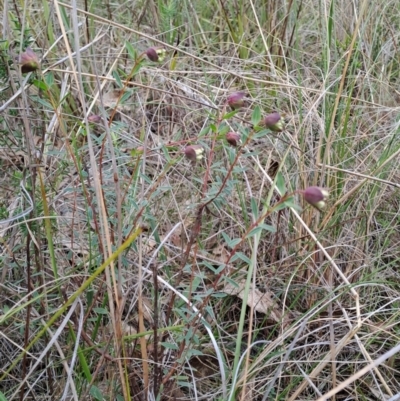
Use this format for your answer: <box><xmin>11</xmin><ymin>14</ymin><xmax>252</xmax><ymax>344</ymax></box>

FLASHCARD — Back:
<box><xmin>300</xmin><ymin>186</ymin><xmax>329</xmax><ymax>211</ymax></box>
<box><xmin>145</xmin><ymin>47</ymin><xmax>166</xmax><ymax>62</ymax></box>
<box><xmin>263</xmin><ymin>111</ymin><xmax>284</xmax><ymax>132</ymax></box>
<box><xmin>87</xmin><ymin>115</ymin><xmax>103</xmax><ymax>123</ymax></box>
<box><xmin>226</xmin><ymin>132</ymin><xmax>241</xmax><ymax>147</ymax></box>
<box><xmin>227</xmin><ymin>92</ymin><xmax>246</xmax><ymax>110</ymax></box>
<box><xmin>184</xmin><ymin>145</ymin><xmax>204</xmax><ymax>164</ymax></box>
<box><xmin>18</xmin><ymin>47</ymin><xmax>40</xmax><ymax>73</ymax></box>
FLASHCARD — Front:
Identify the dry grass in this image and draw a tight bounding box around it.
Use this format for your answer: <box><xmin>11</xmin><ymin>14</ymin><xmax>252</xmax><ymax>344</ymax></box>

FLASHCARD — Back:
<box><xmin>1</xmin><ymin>0</ymin><xmax>400</xmax><ymax>400</ymax></box>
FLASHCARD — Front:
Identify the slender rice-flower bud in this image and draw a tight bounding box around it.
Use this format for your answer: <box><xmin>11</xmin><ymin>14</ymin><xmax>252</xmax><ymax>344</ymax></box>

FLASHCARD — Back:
<box><xmin>301</xmin><ymin>186</ymin><xmax>329</xmax><ymax>211</ymax></box>
<box><xmin>19</xmin><ymin>47</ymin><xmax>40</xmax><ymax>73</ymax></box>
<box><xmin>263</xmin><ymin>112</ymin><xmax>284</xmax><ymax>132</ymax></box>
<box><xmin>227</xmin><ymin>92</ymin><xmax>245</xmax><ymax>110</ymax></box>
<box><xmin>87</xmin><ymin>115</ymin><xmax>102</xmax><ymax>123</ymax></box>
<box><xmin>184</xmin><ymin>145</ymin><xmax>204</xmax><ymax>163</ymax></box>
<box><xmin>145</xmin><ymin>47</ymin><xmax>166</xmax><ymax>62</ymax></box>
<box><xmin>226</xmin><ymin>132</ymin><xmax>241</xmax><ymax>147</ymax></box>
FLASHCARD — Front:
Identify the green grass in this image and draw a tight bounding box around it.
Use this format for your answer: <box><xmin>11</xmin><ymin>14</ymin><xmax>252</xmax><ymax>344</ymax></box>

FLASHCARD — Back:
<box><xmin>1</xmin><ymin>0</ymin><xmax>400</xmax><ymax>400</ymax></box>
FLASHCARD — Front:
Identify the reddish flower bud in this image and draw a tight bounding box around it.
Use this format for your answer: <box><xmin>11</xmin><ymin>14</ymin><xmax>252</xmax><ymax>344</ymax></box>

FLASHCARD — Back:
<box><xmin>227</xmin><ymin>92</ymin><xmax>245</xmax><ymax>110</ymax></box>
<box><xmin>18</xmin><ymin>47</ymin><xmax>40</xmax><ymax>73</ymax></box>
<box><xmin>263</xmin><ymin>112</ymin><xmax>284</xmax><ymax>132</ymax></box>
<box><xmin>87</xmin><ymin>115</ymin><xmax>102</xmax><ymax>123</ymax></box>
<box><xmin>301</xmin><ymin>186</ymin><xmax>329</xmax><ymax>211</ymax></box>
<box><xmin>184</xmin><ymin>145</ymin><xmax>204</xmax><ymax>163</ymax></box>
<box><xmin>145</xmin><ymin>47</ymin><xmax>166</xmax><ymax>62</ymax></box>
<box><xmin>226</xmin><ymin>132</ymin><xmax>241</xmax><ymax>147</ymax></box>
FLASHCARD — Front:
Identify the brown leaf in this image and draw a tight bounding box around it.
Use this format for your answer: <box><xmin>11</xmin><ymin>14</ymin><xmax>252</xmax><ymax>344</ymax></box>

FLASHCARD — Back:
<box><xmin>223</xmin><ymin>279</ymin><xmax>283</xmax><ymax>323</ymax></box>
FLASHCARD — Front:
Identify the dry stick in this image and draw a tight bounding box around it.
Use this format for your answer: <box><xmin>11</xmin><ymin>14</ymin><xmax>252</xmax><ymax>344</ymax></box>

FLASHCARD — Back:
<box><xmin>137</xmin><ymin>234</ymin><xmax>150</xmax><ymax>397</ymax></box>
<box><xmin>54</xmin><ymin>1</ymin><xmax>128</xmax><ymax>399</ymax></box>
<box><xmin>20</xmin><ymin>220</ymin><xmax>33</xmax><ymax>401</ymax></box>
<box><xmin>328</xmin><ymin>272</ymin><xmax>336</xmax><ymax>401</ymax></box>
<box><xmin>152</xmin><ymin>253</ymin><xmax>160</xmax><ymax>397</ymax></box>
<box><xmin>317</xmin><ymin>163</ymin><xmax>400</xmax><ymax>188</ymax></box>
<box><xmin>89</xmin><ymin>48</ymin><xmax>134</xmax><ymax>394</ymax></box>
<box><xmin>12</xmin><ymin>7</ymin><xmax>40</xmax><ymax>401</ymax></box>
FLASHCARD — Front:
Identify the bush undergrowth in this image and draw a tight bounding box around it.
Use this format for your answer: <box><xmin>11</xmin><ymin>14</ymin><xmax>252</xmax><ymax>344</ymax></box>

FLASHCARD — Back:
<box><xmin>1</xmin><ymin>0</ymin><xmax>400</xmax><ymax>400</ymax></box>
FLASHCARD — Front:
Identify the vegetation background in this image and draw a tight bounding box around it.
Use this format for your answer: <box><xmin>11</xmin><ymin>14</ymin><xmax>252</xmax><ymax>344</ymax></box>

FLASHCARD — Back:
<box><xmin>1</xmin><ymin>0</ymin><xmax>400</xmax><ymax>400</ymax></box>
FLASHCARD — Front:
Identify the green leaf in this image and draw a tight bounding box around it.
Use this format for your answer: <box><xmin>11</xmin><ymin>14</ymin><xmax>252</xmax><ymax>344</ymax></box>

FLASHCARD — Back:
<box><xmin>120</xmin><ymin>89</ymin><xmax>132</xmax><ymax>103</ymax></box>
<box><xmin>231</xmin><ymin>252</ymin><xmax>251</xmax><ymax>264</ymax></box>
<box><xmin>32</xmin><ymin>79</ymin><xmax>48</xmax><ymax>91</ymax></box>
<box><xmin>222</xmin><ymin>110</ymin><xmax>238</xmax><ymax>120</ymax></box>
<box><xmin>221</xmin><ymin>232</ymin><xmax>241</xmax><ymax>249</ymax></box>
<box><xmin>275</xmin><ymin>171</ymin><xmax>286</xmax><ymax>195</ymax></box>
<box><xmin>214</xmin><ymin>264</ymin><xmax>226</xmax><ymax>274</ymax></box>
<box><xmin>161</xmin><ymin>342</ymin><xmax>179</xmax><ymax>350</ymax></box>
<box><xmin>250</xmin><ymin>197</ymin><xmax>259</xmax><ymax>218</ymax></box>
<box><xmin>125</xmin><ymin>41</ymin><xmax>137</xmax><ymax>60</ymax></box>
<box><xmin>0</xmin><ymin>391</ymin><xmax>7</xmax><ymax>401</ymax></box>
<box><xmin>211</xmin><ymin>292</ymin><xmax>228</xmax><ymax>298</ymax></box>
<box><xmin>93</xmin><ymin>307</ymin><xmax>108</xmax><ymax>315</ymax></box>
<box><xmin>246</xmin><ymin>224</ymin><xmax>276</xmax><ymax>238</ymax></box>
<box><xmin>31</xmin><ymin>96</ymin><xmax>52</xmax><ymax>109</ymax></box>
<box><xmin>89</xmin><ymin>385</ymin><xmax>104</xmax><ymax>401</ymax></box>
<box><xmin>112</xmin><ymin>70</ymin><xmax>123</xmax><ymax>88</ymax></box>
<box><xmin>199</xmin><ymin>125</ymin><xmax>210</xmax><ymax>137</ymax></box>
<box><xmin>218</xmin><ymin>125</ymin><xmax>230</xmax><ymax>135</ymax></box>
<box><xmin>282</xmin><ymin>198</ymin><xmax>302</xmax><ymax>212</ymax></box>
<box><xmin>223</xmin><ymin>276</ymin><xmax>240</xmax><ymax>287</ymax></box>
<box><xmin>253</xmin><ymin>128</ymin><xmax>269</xmax><ymax>139</ymax></box>
<box><xmin>45</xmin><ymin>72</ymin><xmax>54</xmax><ymax>88</ymax></box>
<box><xmin>251</xmin><ymin>105</ymin><xmax>262</xmax><ymax>126</ymax></box>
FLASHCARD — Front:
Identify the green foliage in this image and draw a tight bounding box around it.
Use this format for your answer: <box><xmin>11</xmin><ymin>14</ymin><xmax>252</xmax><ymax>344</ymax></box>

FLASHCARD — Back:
<box><xmin>158</xmin><ymin>0</ymin><xmax>180</xmax><ymax>44</ymax></box>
